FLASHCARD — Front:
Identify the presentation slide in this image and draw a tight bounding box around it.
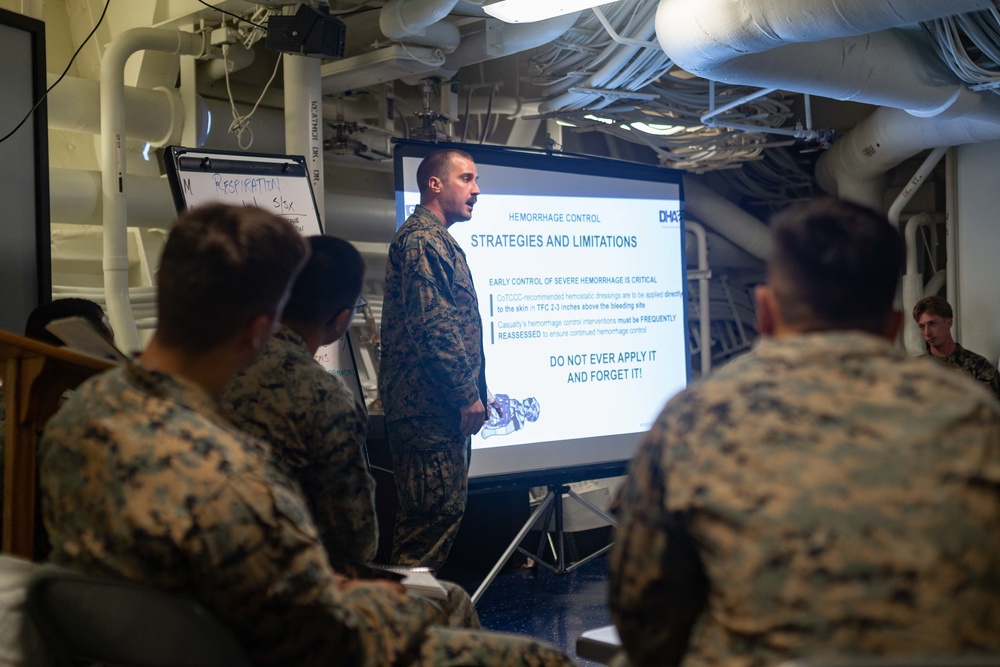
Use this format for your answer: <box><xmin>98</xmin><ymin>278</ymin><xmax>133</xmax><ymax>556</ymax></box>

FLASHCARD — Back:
<box><xmin>395</xmin><ymin>144</ymin><xmax>688</xmax><ymax>482</ymax></box>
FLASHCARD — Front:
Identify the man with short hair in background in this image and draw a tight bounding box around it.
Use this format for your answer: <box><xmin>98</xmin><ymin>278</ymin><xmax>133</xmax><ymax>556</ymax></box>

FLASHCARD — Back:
<box><xmin>39</xmin><ymin>204</ymin><xmax>571</xmax><ymax>667</ymax></box>
<box><xmin>610</xmin><ymin>197</ymin><xmax>1000</xmax><ymax>667</ymax></box>
<box><xmin>913</xmin><ymin>295</ymin><xmax>1000</xmax><ymax>400</ymax></box>
<box><xmin>224</xmin><ymin>235</ymin><xmax>378</xmax><ymax>572</ymax></box>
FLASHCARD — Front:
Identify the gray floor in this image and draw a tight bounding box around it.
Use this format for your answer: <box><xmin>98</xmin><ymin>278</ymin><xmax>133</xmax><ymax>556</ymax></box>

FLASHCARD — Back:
<box><xmin>464</xmin><ymin>555</ymin><xmax>612</xmax><ymax>667</ymax></box>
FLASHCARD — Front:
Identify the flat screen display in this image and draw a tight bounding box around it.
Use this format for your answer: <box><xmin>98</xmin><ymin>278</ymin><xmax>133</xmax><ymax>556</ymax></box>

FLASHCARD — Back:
<box><xmin>393</xmin><ymin>142</ymin><xmax>688</xmax><ymax>485</ymax></box>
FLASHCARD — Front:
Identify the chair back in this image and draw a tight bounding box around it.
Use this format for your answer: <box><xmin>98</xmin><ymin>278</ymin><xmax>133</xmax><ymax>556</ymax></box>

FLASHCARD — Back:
<box><xmin>26</xmin><ymin>568</ymin><xmax>252</xmax><ymax>667</ymax></box>
<box><xmin>780</xmin><ymin>657</ymin><xmax>1000</xmax><ymax>667</ymax></box>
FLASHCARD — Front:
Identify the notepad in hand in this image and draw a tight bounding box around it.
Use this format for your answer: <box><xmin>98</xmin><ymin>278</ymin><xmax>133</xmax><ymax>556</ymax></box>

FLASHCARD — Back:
<box><xmin>379</xmin><ymin>566</ymin><xmax>449</xmax><ymax>601</ymax></box>
<box><xmin>45</xmin><ymin>316</ymin><xmax>127</xmax><ymax>363</ymax></box>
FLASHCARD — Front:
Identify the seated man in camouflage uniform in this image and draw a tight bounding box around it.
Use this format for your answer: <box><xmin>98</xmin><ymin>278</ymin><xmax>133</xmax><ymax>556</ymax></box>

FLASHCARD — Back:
<box><xmin>39</xmin><ymin>204</ymin><xmax>573</xmax><ymax>667</ymax></box>
<box><xmin>610</xmin><ymin>197</ymin><xmax>1000</xmax><ymax>667</ymax></box>
<box><xmin>223</xmin><ymin>235</ymin><xmax>478</xmax><ymax>628</ymax></box>
<box><xmin>224</xmin><ymin>235</ymin><xmax>378</xmax><ymax>571</ymax></box>
<box><xmin>913</xmin><ymin>295</ymin><xmax>1000</xmax><ymax>401</ymax></box>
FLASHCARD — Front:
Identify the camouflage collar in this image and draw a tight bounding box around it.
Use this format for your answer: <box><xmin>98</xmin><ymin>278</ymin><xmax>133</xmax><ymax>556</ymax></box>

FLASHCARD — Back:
<box><xmin>124</xmin><ymin>359</ymin><xmax>229</xmax><ymax>426</ymax></box>
<box><xmin>273</xmin><ymin>323</ymin><xmax>309</xmax><ymax>351</ymax></box>
<box><xmin>755</xmin><ymin>330</ymin><xmax>899</xmax><ymax>360</ymax></box>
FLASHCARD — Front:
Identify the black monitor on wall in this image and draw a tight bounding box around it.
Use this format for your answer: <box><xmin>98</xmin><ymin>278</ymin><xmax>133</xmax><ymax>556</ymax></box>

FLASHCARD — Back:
<box><xmin>0</xmin><ymin>8</ymin><xmax>50</xmax><ymax>334</ymax></box>
<box><xmin>393</xmin><ymin>141</ymin><xmax>689</xmax><ymax>490</ymax></box>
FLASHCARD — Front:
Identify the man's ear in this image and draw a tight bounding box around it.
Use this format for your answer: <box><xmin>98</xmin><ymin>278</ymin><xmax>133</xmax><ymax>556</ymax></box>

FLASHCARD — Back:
<box><xmin>246</xmin><ymin>313</ymin><xmax>276</xmax><ymax>355</ymax></box>
<box><xmin>326</xmin><ymin>308</ymin><xmax>354</xmax><ymax>345</ymax></box>
<box><xmin>884</xmin><ymin>310</ymin><xmax>904</xmax><ymax>342</ymax></box>
<box><xmin>755</xmin><ymin>284</ymin><xmax>777</xmax><ymax>337</ymax></box>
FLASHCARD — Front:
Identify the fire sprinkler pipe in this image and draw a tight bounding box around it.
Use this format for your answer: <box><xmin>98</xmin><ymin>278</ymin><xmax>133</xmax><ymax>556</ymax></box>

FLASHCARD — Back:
<box><xmin>686</xmin><ymin>221</ymin><xmax>712</xmax><ymax>376</ymax></box>
<box><xmin>101</xmin><ymin>27</ymin><xmax>209</xmax><ymax>353</ymax></box>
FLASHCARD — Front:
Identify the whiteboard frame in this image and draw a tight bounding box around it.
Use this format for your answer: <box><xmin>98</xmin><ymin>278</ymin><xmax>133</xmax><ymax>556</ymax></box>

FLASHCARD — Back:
<box><xmin>0</xmin><ymin>8</ymin><xmax>51</xmax><ymax>334</ymax></box>
<box><xmin>162</xmin><ymin>145</ymin><xmax>368</xmax><ymax>418</ymax></box>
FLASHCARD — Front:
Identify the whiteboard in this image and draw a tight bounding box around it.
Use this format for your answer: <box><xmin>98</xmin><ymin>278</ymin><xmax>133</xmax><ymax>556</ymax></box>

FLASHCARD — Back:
<box><xmin>164</xmin><ymin>146</ymin><xmax>367</xmax><ymax>415</ymax></box>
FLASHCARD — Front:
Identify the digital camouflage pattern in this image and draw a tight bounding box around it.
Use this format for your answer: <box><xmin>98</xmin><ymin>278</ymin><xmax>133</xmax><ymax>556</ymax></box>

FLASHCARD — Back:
<box><xmin>379</xmin><ymin>205</ymin><xmax>487</xmax><ymax>569</ymax></box>
<box><xmin>387</xmin><ymin>416</ymin><xmax>470</xmax><ymax>571</ymax></box>
<box><xmin>922</xmin><ymin>342</ymin><xmax>1000</xmax><ymax>401</ymax></box>
<box><xmin>223</xmin><ymin>324</ymin><xmax>377</xmax><ymax>569</ymax></box>
<box><xmin>39</xmin><ymin>361</ymin><xmax>574</xmax><ymax>667</ymax></box>
<box><xmin>379</xmin><ymin>204</ymin><xmax>487</xmax><ymax>423</ymax></box>
<box><xmin>611</xmin><ymin>331</ymin><xmax>1000</xmax><ymax>667</ymax></box>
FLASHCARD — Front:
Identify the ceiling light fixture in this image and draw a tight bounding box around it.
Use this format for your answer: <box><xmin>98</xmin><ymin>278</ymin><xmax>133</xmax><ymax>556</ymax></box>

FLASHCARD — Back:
<box><xmin>482</xmin><ymin>0</ymin><xmax>622</xmax><ymax>24</ymax></box>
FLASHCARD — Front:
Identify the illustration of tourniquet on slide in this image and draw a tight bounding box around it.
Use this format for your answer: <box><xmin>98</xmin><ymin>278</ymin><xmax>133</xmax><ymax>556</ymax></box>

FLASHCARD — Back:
<box><xmin>480</xmin><ymin>393</ymin><xmax>540</xmax><ymax>439</ymax></box>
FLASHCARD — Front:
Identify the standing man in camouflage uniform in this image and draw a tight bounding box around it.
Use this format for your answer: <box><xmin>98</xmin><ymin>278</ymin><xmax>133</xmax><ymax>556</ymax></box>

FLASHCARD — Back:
<box><xmin>610</xmin><ymin>198</ymin><xmax>1000</xmax><ymax>667</ymax></box>
<box><xmin>913</xmin><ymin>295</ymin><xmax>1000</xmax><ymax>400</ymax></box>
<box><xmin>39</xmin><ymin>204</ymin><xmax>573</xmax><ymax>667</ymax></box>
<box><xmin>224</xmin><ymin>235</ymin><xmax>378</xmax><ymax>572</ymax></box>
<box><xmin>380</xmin><ymin>148</ymin><xmax>495</xmax><ymax>572</ymax></box>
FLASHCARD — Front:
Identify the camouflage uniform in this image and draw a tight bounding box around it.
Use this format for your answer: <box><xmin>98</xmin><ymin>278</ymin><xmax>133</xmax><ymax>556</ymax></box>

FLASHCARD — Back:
<box><xmin>610</xmin><ymin>331</ymin><xmax>1000</xmax><ymax>667</ymax></box>
<box><xmin>379</xmin><ymin>205</ymin><xmax>487</xmax><ymax>571</ymax></box>
<box><xmin>39</xmin><ymin>361</ymin><xmax>573</xmax><ymax>667</ymax></box>
<box><xmin>223</xmin><ymin>325</ymin><xmax>377</xmax><ymax>570</ymax></box>
<box><xmin>922</xmin><ymin>342</ymin><xmax>1000</xmax><ymax>401</ymax></box>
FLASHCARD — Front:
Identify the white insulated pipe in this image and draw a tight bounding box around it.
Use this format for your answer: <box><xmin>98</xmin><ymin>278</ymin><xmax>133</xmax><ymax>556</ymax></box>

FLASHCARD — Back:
<box><xmin>443</xmin><ymin>12</ymin><xmax>580</xmax><ymax>74</ymax></box>
<box><xmin>902</xmin><ymin>212</ymin><xmax>936</xmax><ymax>355</ymax></box>
<box><xmin>283</xmin><ymin>54</ymin><xmax>325</xmax><ymax>222</ymax></box>
<box><xmin>816</xmin><ymin>106</ymin><xmax>1000</xmax><ymax>208</ymax></box>
<box><xmin>51</xmin><ymin>169</ymin><xmax>176</xmax><ymax>228</ymax></box>
<box><xmin>887</xmin><ymin>147</ymin><xmax>947</xmax><ymax>228</ymax></box>
<box><xmin>379</xmin><ymin>0</ymin><xmax>460</xmax><ymax>40</ymax></box>
<box><xmin>686</xmin><ymin>221</ymin><xmax>712</xmax><ymax>377</ymax></box>
<box><xmin>101</xmin><ymin>28</ymin><xmax>207</xmax><ymax>353</ymax></box>
<box><xmin>683</xmin><ymin>176</ymin><xmax>772</xmax><ymax>261</ymax></box>
<box><xmin>324</xmin><ymin>193</ymin><xmax>396</xmax><ymax>243</ymax></box>
<box><xmin>655</xmin><ymin>0</ymin><xmax>993</xmax><ymax>115</ymax></box>
<box><xmin>48</xmin><ymin>74</ymin><xmax>183</xmax><ymax>146</ymax></box>
<box><xmin>945</xmin><ymin>148</ymin><xmax>958</xmax><ymax>328</ymax></box>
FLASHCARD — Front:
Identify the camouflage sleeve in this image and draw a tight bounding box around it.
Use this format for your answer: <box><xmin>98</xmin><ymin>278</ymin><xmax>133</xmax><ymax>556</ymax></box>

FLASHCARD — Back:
<box><xmin>610</xmin><ymin>421</ymin><xmax>707</xmax><ymax>667</ymax></box>
<box><xmin>197</xmin><ymin>471</ymin><xmax>446</xmax><ymax>666</ymax></box>
<box><xmin>188</xmin><ymin>470</ymin><xmax>366</xmax><ymax>666</ymax></box>
<box><xmin>985</xmin><ymin>366</ymin><xmax>1000</xmax><ymax>402</ymax></box>
<box><xmin>304</xmin><ymin>391</ymin><xmax>378</xmax><ymax>568</ymax></box>
<box><xmin>401</xmin><ymin>241</ymin><xmax>480</xmax><ymax>410</ymax></box>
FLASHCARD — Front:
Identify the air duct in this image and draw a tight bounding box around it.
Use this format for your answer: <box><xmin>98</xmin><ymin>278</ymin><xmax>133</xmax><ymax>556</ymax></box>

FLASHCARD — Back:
<box><xmin>654</xmin><ymin>0</ymin><xmax>1000</xmax><ymax>207</ymax></box>
<box><xmin>655</xmin><ymin>0</ymin><xmax>993</xmax><ymax>116</ymax></box>
<box><xmin>816</xmin><ymin>106</ymin><xmax>1000</xmax><ymax>207</ymax></box>
<box><xmin>683</xmin><ymin>177</ymin><xmax>772</xmax><ymax>262</ymax></box>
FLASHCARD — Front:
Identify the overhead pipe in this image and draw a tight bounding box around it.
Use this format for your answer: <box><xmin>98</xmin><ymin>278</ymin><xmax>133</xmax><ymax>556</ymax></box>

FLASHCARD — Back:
<box><xmin>653</xmin><ymin>0</ymin><xmax>1000</xmax><ymax>209</ymax></box>
<box><xmin>379</xmin><ymin>0</ymin><xmax>461</xmax><ymax>51</ymax></box>
<box><xmin>101</xmin><ymin>28</ymin><xmax>209</xmax><ymax>353</ymax></box>
<box><xmin>887</xmin><ymin>147</ymin><xmax>947</xmax><ymax>228</ymax></box>
<box><xmin>441</xmin><ymin>12</ymin><xmax>580</xmax><ymax>76</ymax></box>
<box><xmin>655</xmin><ymin>0</ymin><xmax>994</xmax><ymax>118</ymax></box>
<box><xmin>686</xmin><ymin>220</ymin><xmax>712</xmax><ymax>377</ymax></box>
<box><xmin>51</xmin><ymin>169</ymin><xmax>176</xmax><ymax>228</ymax></box>
<box><xmin>901</xmin><ymin>212</ymin><xmax>938</xmax><ymax>355</ymax></box>
<box><xmin>48</xmin><ymin>74</ymin><xmax>183</xmax><ymax>146</ymax></box>
<box><xmin>945</xmin><ymin>148</ymin><xmax>958</xmax><ymax>328</ymax></box>
<box><xmin>815</xmin><ymin>106</ymin><xmax>1000</xmax><ymax>208</ymax></box>
<box><xmin>197</xmin><ymin>43</ymin><xmax>256</xmax><ymax>84</ymax></box>
<box><xmin>683</xmin><ymin>176</ymin><xmax>772</xmax><ymax>261</ymax></box>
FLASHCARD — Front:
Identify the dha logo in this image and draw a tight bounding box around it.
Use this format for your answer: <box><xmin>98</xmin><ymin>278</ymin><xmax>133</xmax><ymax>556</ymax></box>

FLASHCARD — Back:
<box><xmin>659</xmin><ymin>209</ymin><xmax>683</xmax><ymax>226</ymax></box>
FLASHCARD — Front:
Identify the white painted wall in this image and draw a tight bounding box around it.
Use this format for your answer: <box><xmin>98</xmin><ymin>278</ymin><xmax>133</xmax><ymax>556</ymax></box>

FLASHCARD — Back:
<box><xmin>954</xmin><ymin>140</ymin><xmax>1000</xmax><ymax>367</ymax></box>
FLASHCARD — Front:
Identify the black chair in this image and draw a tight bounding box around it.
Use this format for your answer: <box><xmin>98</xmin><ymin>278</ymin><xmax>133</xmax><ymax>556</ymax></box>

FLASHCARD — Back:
<box><xmin>575</xmin><ymin>624</ymin><xmax>622</xmax><ymax>665</ymax></box>
<box><xmin>26</xmin><ymin>568</ymin><xmax>252</xmax><ymax>667</ymax></box>
<box><xmin>779</xmin><ymin>658</ymin><xmax>1000</xmax><ymax>667</ymax></box>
